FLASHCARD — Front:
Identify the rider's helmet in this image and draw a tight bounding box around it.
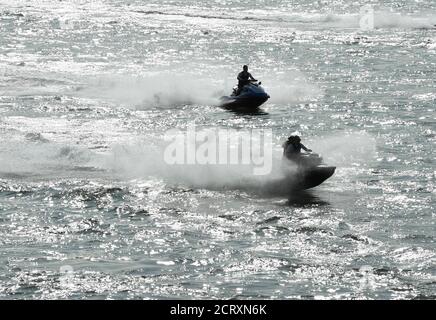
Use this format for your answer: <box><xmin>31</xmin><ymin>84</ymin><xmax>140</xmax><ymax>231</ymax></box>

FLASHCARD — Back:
<box><xmin>288</xmin><ymin>135</ymin><xmax>301</xmax><ymax>143</ymax></box>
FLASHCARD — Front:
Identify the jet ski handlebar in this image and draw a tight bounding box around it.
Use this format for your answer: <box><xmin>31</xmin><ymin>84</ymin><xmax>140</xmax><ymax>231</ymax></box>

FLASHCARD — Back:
<box><xmin>249</xmin><ymin>80</ymin><xmax>262</xmax><ymax>85</ymax></box>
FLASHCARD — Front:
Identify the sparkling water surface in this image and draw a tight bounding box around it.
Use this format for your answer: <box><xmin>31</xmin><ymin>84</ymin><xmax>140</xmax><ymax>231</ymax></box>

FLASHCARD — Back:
<box><xmin>0</xmin><ymin>0</ymin><xmax>435</xmax><ymax>299</ymax></box>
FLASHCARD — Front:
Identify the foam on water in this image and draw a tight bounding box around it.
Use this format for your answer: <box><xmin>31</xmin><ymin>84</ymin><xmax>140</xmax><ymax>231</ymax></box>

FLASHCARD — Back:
<box><xmin>81</xmin><ymin>73</ymin><xmax>222</xmax><ymax>108</ymax></box>
<box><xmin>100</xmin><ymin>132</ymin><xmax>374</xmax><ymax>193</ymax></box>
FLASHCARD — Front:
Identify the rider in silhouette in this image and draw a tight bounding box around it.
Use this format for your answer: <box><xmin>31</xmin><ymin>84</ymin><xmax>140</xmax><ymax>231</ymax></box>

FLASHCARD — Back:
<box><xmin>236</xmin><ymin>65</ymin><xmax>257</xmax><ymax>96</ymax></box>
<box><xmin>282</xmin><ymin>135</ymin><xmax>312</xmax><ymax>161</ymax></box>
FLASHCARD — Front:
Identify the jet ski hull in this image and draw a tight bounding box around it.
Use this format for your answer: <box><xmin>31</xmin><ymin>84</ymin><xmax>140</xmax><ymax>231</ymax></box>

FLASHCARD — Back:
<box><xmin>262</xmin><ymin>166</ymin><xmax>336</xmax><ymax>195</ymax></box>
<box><xmin>219</xmin><ymin>82</ymin><xmax>270</xmax><ymax>110</ymax></box>
<box><xmin>296</xmin><ymin>166</ymin><xmax>336</xmax><ymax>190</ymax></box>
<box><xmin>219</xmin><ymin>95</ymin><xmax>269</xmax><ymax>110</ymax></box>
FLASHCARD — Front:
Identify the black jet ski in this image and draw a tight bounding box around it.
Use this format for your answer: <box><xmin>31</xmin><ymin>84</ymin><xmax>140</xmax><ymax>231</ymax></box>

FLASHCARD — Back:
<box><xmin>292</xmin><ymin>153</ymin><xmax>336</xmax><ymax>190</ymax></box>
<box><xmin>219</xmin><ymin>81</ymin><xmax>270</xmax><ymax>110</ymax></box>
<box><xmin>263</xmin><ymin>153</ymin><xmax>336</xmax><ymax>195</ymax></box>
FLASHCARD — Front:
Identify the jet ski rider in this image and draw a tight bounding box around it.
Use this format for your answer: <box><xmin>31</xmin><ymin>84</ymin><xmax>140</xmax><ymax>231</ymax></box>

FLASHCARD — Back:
<box><xmin>283</xmin><ymin>135</ymin><xmax>312</xmax><ymax>161</ymax></box>
<box><xmin>236</xmin><ymin>65</ymin><xmax>257</xmax><ymax>96</ymax></box>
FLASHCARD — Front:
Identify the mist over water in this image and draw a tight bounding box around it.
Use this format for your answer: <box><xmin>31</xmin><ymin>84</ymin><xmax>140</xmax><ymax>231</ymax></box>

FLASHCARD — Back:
<box><xmin>0</xmin><ymin>0</ymin><xmax>435</xmax><ymax>300</ymax></box>
<box><xmin>76</xmin><ymin>68</ymin><xmax>321</xmax><ymax>108</ymax></box>
<box><xmin>82</xmin><ymin>73</ymin><xmax>223</xmax><ymax>107</ymax></box>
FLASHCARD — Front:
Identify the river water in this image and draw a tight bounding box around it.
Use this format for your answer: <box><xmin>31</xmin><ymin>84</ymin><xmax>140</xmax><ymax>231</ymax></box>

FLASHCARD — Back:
<box><xmin>0</xmin><ymin>0</ymin><xmax>435</xmax><ymax>299</ymax></box>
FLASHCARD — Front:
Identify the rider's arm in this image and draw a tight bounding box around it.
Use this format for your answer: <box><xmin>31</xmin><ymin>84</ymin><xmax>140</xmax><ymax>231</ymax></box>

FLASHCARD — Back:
<box><xmin>300</xmin><ymin>144</ymin><xmax>312</xmax><ymax>152</ymax></box>
<box><xmin>248</xmin><ymin>73</ymin><xmax>257</xmax><ymax>81</ymax></box>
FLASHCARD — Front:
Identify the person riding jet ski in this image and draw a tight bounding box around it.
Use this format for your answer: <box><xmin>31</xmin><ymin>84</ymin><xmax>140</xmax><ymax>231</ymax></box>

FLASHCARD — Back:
<box><xmin>236</xmin><ymin>65</ymin><xmax>257</xmax><ymax>96</ymax></box>
<box><xmin>276</xmin><ymin>135</ymin><xmax>336</xmax><ymax>190</ymax></box>
<box><xmin>283</xmin><ymin>135</ymin><xmax>312</xmax><ymax>160</ymax></box>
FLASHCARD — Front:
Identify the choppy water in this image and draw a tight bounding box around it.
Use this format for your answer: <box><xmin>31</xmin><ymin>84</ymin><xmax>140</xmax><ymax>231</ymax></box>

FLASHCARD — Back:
<box><xmin>0</xmin><ymin>0</ymin><xmax>435</xmax><ymax>299</ymax></box>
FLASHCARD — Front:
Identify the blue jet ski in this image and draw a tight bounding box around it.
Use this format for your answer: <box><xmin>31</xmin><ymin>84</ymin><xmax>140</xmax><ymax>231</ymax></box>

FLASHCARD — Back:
<box><xmin>219</xmin><ymin>81</ymin><xmax>270</xmax><ymax>110</ymax></box>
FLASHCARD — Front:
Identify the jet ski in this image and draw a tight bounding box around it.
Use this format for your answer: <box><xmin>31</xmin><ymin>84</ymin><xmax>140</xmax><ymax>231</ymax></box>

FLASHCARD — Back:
<box><xmin>291</xmin><ymin>153</ymin><xmax>336</xmax><ymax>190</ymax></box>
<box><xmin>219</xmin><ymin>81</ymin><xmax>270</xmax><ymax>110</ymax></box>
<box><xmin>263</xmin><ymin>153</ymin><xmax>336</xmax><ymax>194</ymax></box>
